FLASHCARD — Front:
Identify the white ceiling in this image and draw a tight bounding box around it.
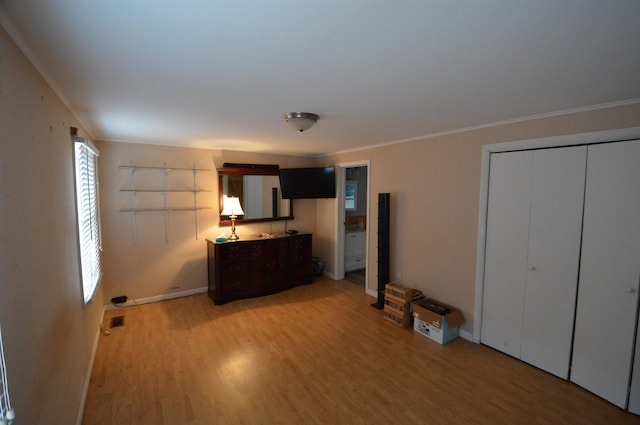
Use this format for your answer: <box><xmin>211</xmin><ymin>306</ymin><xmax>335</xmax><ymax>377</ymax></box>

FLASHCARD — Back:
<box><xmin>2</xmin><ymin>1</ymin><xmax>640</xmax><ymax>156</ymax></box>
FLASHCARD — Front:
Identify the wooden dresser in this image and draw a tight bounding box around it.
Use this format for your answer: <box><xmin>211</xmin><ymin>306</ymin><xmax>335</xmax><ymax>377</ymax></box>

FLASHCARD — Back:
<box><xmin>207</xmin><ymin>233</ymin><xmax>312</xmax><ymax>305</ymax></box>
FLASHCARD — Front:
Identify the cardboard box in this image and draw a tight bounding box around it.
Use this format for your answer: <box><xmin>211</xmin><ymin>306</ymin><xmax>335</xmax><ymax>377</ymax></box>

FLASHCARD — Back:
<box><xmin>412</xmin><ymin>298</ymin><xmax>464</xmax><ymax>344</ymax></box>
<box><xmin>383</xmin><ymin>308</ymin><xmax>410</xmax><ymax>327</ymax></box>
<box><xmin>384</xmin><ymin>282</ymin><xmax>423</xmax><ymax>302</ymax></box>
<box><xmin>384</xmin><ymin>295</ymin><xmax>410</xmax><ymax>314</ymax></box>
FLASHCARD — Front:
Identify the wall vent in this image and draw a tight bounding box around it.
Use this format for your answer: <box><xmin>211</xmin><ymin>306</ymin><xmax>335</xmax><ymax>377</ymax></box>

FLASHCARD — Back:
<box><xmin>110</xmin><ymin>316</ymin><xmax>125</xmax><ymax>328</ymax></box>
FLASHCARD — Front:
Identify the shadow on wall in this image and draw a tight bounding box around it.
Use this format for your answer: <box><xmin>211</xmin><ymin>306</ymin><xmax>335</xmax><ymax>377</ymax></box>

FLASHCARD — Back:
<box><xmin>167</xmin><ymin>256</ymin><xmax>208</xmax><ymax>293</ymax></box>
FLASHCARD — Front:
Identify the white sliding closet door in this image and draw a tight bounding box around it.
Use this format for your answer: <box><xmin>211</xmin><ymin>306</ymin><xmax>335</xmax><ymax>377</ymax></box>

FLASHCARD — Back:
<box><xmin>481</xmin><ymin>150</ymin><xmax>532</xmax><ymax>359</ymax></box>
<box><xmin>571</xmin><ymin>140</ymin><xmax>640</xmax><ymax>408</ymax></box>
<box><xmin>520</xmin><ymin>147</ymin><xmax>586</xmax><ymax>378</ymax></box>
<box><xmin>630</xmin><ymin>320</ymin><xmax>640</xmax><ymax>414</ymax></box>
<box><xmin>481</xmin><ymin>146</ymin><xmax>586</xmax><ymax>378</ymax></box>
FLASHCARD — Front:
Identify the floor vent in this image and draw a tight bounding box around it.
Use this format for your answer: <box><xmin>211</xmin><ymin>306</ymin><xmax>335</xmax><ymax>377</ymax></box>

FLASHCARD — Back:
<box><xmin>110</xmin><ymin>316</ymin><xmax>125</xmax><ymax>328</ymax></box>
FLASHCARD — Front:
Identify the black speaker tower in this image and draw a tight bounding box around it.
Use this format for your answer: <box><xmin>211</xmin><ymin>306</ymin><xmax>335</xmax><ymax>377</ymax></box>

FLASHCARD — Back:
<box><xmin>272</xmin><ymin>187</ymin><xmax>278</xmax><ymax>217</ymax></box>
<box><xmin>372</xmin><ymin>193</ymin><xmax>390</xmax><ymax>309</ymax></box>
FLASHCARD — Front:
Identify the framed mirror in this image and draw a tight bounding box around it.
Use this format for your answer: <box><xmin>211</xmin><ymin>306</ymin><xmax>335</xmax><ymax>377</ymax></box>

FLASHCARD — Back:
<box><xmin>218</xmin><ymin>165</ymin><xmax>293</xmax><ymax>225</ymax></box>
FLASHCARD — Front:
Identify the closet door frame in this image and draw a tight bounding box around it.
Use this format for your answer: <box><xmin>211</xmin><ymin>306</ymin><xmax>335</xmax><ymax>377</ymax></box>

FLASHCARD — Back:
<box><xmin>473</xmin><ymin>126</ymin><xmax>640</xmax><ymax>343</ymax></box>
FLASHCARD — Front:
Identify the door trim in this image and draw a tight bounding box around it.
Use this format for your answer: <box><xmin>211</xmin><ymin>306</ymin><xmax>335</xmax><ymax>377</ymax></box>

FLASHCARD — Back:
<box><xmin>474</xmin><ymin>126</ymin><xmax>640</xmax><ymax>343</ymax></box>
<box><xmin>335</xmin><ymin>160</ymin><xmax>371</xmax><ymax>295</ymax></box>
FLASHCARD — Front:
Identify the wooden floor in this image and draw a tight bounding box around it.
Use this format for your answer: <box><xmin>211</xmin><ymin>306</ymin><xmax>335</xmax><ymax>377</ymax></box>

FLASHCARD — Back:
<box><xmin>345</xmin><ymin>269</ymin><xmax>366</xmax><ymax>287</ymax></box>
<box><xmin>83</xmin><ymin>277</ymin><xmax>640</xmax><ymax>425</ymax></box>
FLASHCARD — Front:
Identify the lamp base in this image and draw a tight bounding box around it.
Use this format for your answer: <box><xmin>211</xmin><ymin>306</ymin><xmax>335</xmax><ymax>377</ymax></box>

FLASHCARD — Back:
<box><xmin>229</xmin><ymin>216</ymin><xmax>239</xmax><ymax>240</ymax></box>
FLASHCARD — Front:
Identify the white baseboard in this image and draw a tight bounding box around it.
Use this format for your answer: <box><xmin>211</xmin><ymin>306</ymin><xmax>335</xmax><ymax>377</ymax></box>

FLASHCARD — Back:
<box><xmin>322</xmin><ymin>270</ymin><xmax>337</xmax><ymax>280</ymax></box>
<box><xmin>104</xmin><ymin>287</ymin><xmax>208</xmax><ymax>311</ymax></box>
<box><xmin>76</xmin><ymin>309</ymin><xmax>104</xmax><ymax>425</ymax></box>
<box><xmin>366</xmin><ymin>288</ymin><xmax>377</xmax><ymax>298</ymax></box>
<box><xmin>459</xmin><ymin>329</ymin><xmax>474</xmax><ymax>342</ymax></box>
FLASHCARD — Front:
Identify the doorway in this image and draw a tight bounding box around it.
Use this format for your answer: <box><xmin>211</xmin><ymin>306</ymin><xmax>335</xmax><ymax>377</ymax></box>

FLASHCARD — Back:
<box><xmin>335</xmin><ymin>161</ymin><xmax>370</xmax><ymax>292</ymax></box>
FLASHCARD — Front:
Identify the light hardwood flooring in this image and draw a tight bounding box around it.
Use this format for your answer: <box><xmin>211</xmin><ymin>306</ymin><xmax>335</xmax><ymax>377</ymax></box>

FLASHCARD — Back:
<box><xmin>83</xmin><ymin>277</ymin><xmax>640</xmax><ymax>424</ymax></box>
<box><xmin>345</xmin><ymin>268</ymin><xmax>366</xmax><ymax>287</ymax></box>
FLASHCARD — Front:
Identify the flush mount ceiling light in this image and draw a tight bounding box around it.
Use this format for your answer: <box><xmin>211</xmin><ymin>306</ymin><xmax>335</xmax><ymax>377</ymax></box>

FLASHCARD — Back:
<box><xmin>282</xmin><ymin>112</ymin><xmax>319</xmax><ymax>132</ymax></box>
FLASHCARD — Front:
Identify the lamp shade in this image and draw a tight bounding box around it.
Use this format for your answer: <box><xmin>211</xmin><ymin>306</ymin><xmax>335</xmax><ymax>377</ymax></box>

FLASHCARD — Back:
<box><xmin>221</xmin><ymin>196</ymin><xmax>244</xmax><ymax>216</ymax></box>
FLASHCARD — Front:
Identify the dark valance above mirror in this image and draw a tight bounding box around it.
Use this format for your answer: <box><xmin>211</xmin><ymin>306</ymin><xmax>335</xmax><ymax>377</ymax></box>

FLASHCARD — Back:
<box><xmin>218</xmin><ymin>164</ymin><xmax>293</xmax><ymax>225</ymax></box>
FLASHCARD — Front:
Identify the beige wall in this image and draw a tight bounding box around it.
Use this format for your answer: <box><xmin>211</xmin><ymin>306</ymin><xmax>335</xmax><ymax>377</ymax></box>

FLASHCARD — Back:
<box><xmin>322</xmin><ymin>103</ymin><xmax>640</xmax><ymax>336</ymax></box>
<box><xmin>0</xmin><ymin>27</ymin><xmax>104</xmax><ymax>424</ymax></box>
<box><xmin>96</xmin><ymin>141</ymin><xmax>318</xmax><ymax>302</ymax></box>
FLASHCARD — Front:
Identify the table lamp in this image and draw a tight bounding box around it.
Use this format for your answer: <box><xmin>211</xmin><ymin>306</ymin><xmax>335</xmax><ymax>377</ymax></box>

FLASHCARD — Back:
<box><xmin>221</xmin><ymin>196</ymin><xmax>244</xmax><ymax>240</ymax></box>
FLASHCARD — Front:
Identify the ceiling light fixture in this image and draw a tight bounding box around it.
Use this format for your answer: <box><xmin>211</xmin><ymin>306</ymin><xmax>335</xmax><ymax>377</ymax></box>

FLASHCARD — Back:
<box><xmin>282</xmin><ymin>112</ymin><xmax>319</xmax><ymax>132</ymax></box>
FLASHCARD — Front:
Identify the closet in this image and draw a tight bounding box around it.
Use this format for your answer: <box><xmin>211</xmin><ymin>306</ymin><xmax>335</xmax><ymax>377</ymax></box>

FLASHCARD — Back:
<box><xmin>481</xmin><ymin>146</ymin><xmax>586</xmax><ymax>379</ymax></box>
<box><xmin>481</xmin><ymin>139</ymin><xmax>640</xmax><ymax>409</ymax></box>
<box><xmin>571</xmin><ymin>140</ymin><xmax>640</xmax><ymax>409</ymax></box>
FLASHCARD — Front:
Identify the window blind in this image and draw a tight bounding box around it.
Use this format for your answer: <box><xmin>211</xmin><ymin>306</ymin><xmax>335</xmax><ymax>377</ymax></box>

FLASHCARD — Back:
<box><xmin>74</xmin><ymin>138</ymin><xmax>102</xmax><ymax>304</ymax></box>
<box><xmin>0</xmin><ymin>324</ymin><xmax>15</xmax><ymax>423</ymax></box>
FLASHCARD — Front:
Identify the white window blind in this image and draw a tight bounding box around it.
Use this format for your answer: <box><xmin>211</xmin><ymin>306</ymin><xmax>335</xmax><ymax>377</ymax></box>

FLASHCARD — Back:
<box><xmin>74</xmin><ymin>138</ymin><xmax>102</xmax><ymax>304</ymax></box>
<box><xmin>0</xmin><ymin>324</ymin><xmax>15</xmax><ymax>423</ymax></box>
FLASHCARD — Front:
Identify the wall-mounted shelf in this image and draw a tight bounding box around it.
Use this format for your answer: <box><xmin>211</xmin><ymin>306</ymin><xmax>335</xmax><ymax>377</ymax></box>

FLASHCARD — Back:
<box><xmin>119</xmin><ymin>189</ymin><xmax>210</xmax><ymax>193</ymax></box>
<box><xmin>118</xmin><ymin>165</ymin><xmax>211</xmax><ymax>172</ymax></box>
<box><xmin>120</xmin><ymin>207</ymin><xmax>211</xmax><ymax>212</ymax></box>
<box><xmin>119</xmin><ymin>165</ymin><xmax>212</xmax><ymax>242</ymax></box>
